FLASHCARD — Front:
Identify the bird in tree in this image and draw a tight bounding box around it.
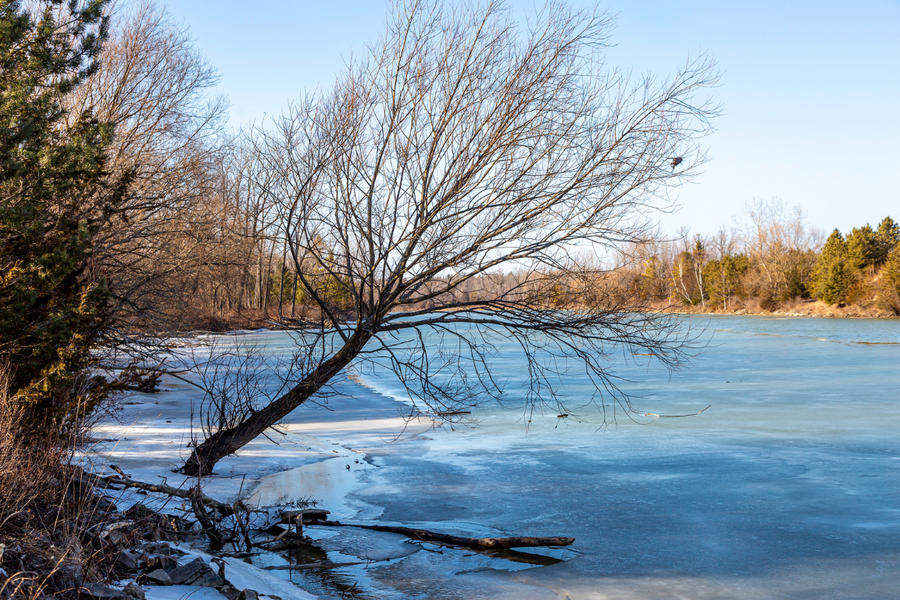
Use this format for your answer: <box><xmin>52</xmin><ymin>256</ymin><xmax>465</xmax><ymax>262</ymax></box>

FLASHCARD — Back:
<box><xmin>671</xmin><ymin>156</ymin><xmax>684</xmax><ymax>169</ymax></box>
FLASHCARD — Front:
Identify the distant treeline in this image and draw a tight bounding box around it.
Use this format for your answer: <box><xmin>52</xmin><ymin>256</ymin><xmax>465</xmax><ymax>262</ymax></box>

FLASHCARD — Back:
<box><xmin>623</xmin><ymin>199</ymin><xmax>900</xmax><ymax>314</ymax></box>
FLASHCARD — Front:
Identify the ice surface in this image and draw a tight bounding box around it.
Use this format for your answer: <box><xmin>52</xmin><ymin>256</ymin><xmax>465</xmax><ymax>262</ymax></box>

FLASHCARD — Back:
<box><xmin>346</xmin><ymin>316</ymin><xmax>900</xmax><ymax>598</ymax></box>
<box><xmin>91</xmin><ymin>318</ymin><xmax>900</xmax><ymax>599</ymax></box>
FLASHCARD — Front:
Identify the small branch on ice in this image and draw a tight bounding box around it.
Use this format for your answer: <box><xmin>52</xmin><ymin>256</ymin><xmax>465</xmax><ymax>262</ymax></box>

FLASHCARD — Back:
<box><xmin>643</xmin><ymin>405</ymin><xmax>711</xmax><ymax>419</ymax></box>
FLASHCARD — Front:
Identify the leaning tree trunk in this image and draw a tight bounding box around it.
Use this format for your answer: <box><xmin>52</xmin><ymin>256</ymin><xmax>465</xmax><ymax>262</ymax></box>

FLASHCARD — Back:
<box><xmin>182</xmin><ymin>328</ymin><xmax>372</xmax><ymax>475</ymax></box>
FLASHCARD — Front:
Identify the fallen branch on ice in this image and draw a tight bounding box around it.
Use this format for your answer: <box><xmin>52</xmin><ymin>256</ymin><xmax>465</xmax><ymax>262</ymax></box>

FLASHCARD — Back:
<box><xmin>103</xmin><ymin>465</ymin><xmax>236</xmax><ymax>516</ymax></box>
<box><xmin>313</xmin><ymin>520</ymin><xmax>574</xmax><ymax>549</ymax></box>
<box><xmin>643</xmin><ymin>405</ymin><xmax>711</xmax><ymax>419</ymax></box>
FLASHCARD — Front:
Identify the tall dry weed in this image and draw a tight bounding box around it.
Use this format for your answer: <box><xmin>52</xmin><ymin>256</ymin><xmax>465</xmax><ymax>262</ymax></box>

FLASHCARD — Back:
<box><xmin>0</xmin><ymin>366</ymin><xmax>116</xmax><ymax>599</ymax></box>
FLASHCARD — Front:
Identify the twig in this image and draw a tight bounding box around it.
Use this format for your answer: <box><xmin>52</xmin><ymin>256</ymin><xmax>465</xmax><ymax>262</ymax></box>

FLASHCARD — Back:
<box><xmin>643</xmin><ymin>405</ymin><xmax>711</xmax><ymax>419</ymax></box>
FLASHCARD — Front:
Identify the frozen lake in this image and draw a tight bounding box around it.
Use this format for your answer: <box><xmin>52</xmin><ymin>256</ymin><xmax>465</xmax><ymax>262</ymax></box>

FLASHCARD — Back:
<box><xmin>104</xmin><ymin>315</ymin><xmax>900</xmax><ymax>599</ymax></box>
<box><xmin>282</xmin><ymin>315</ymin><xmax>900</xmax><ymax>599</ymax></box>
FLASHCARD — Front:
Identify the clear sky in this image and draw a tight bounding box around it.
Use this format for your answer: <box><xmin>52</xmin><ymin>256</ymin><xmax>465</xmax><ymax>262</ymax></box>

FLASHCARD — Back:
<box><xmin>167</xmin><ymin>0</ymin><xmax>899</xmax><ymax>237</ymax></box>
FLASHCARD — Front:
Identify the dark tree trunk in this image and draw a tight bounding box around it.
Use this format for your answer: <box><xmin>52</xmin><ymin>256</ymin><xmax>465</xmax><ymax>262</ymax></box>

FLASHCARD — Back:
<box><xmin>290</xmin><ymin>271</ymin><xmax>298</xmax><ymax>319</ymax></box>
<box><xmin>182</xmin><ymin>328</ymin><xmax>372</xmax><ymax>475</ymax></box>
<box><xmin>278</xmin><ymin>238</ymin><xmax>288</xmax><ymax>321</ymax></box>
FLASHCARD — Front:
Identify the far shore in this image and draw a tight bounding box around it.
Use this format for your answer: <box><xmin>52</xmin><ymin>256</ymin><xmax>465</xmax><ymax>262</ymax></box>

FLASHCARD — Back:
<box><xmin>649</xmin><ymin>298</ymin><xmax>899</xmax><ymax>319</ymax></box>
<box><xmin>162</xmin><ymin>298</ymin><xmax>899</xmax><ymax>337</ymax></box>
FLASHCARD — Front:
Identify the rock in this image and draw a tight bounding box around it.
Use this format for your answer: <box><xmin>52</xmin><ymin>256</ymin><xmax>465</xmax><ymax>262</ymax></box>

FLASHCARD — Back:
<box><xmin>123</xmin><ymin>582</ymin><xmax>145</xmax><ymax>600</ymax></box>
<box><xmin>144</xmin><ymin>554</ymin><xmax>177</xmax><ymax>571</ymax></box>
<box><xmin>220</xmin><ymin>589</ymin><xmax>241</xmax><ymax>600</ymax></box>
<box><xmin>80</xmin><ymin>583</ymin><xmax>127</xmax><ymax>599</ymax></box>
<box><xmin>56</xmin><ymin>562</ymin><xmax>84</xmax><ymax>592</ymax></box>
<box><xmin>140</xmin><ymin>569</ymin><xmax>172</xmax><ymax>586</ymax></box>
<box><xmin>99</xmin><ymin>521</ymin><xmax>134</xmax><ymax>546</ymax></box>
<box><xmin>237</xmin><ymin>590</ymin><xmax>259</xmax><ymax>600</ymax></box>
<box><xmin>115</xmin><ymin>550</ymin><xmax>140</xmax><ymax>573</ymax></box>
<box><xmin>96</xmin><ymin>495</ymin><xmax>118</xmax><ymax>513</ymax></box>
<box><xmin>137</xmin><ymin>542</ymin><xmax>173</xmax><ymax>556</ymax></box>
<box><xmin>167</xmin><ymin>558</ymin><xmax>224</xmax><ymax>588</ymax></box>
<box><xmin>108</xmin><ymin>530</ymin><xmax>127</xmax><ymax>545</ymax></box>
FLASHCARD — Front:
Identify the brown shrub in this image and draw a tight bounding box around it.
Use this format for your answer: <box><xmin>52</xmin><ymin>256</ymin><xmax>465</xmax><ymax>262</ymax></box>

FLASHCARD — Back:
<box><xmin>0</xmin><ymin>366</ymin><xmax>117</xmax><ymax>599</ymax></box>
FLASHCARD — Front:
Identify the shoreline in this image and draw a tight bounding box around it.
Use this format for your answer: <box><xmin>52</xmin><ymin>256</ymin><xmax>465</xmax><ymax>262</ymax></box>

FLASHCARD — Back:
<box><xmin>648</xmin><ymin>298</ymin><xmax>899</xmax><ymax>319</ymax></box>
<box><xmin>178</xmin><ymin>302</ymin><xmax>899</xmax><ymax>339</ymax></box>
<box><xmin>87</xmin><ymin>348</ymin><xmax>436</xmax><ymax>599</ymax></box>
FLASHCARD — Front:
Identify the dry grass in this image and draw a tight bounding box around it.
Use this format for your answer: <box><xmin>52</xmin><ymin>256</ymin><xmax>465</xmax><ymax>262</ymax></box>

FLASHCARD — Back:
<box><xmin>0</xmin><ymin>368</ymin><xmax>118</xmax><ymax>599</ymax></box>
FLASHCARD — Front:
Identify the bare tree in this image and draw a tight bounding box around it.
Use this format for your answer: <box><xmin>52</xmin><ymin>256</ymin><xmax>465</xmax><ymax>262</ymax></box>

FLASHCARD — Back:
<box><xmin>66</xmin><ymin>0</ymin><xmax>230</xmax><ymax>333</ymax></box>
<box><xmin>738</xmin><ymin>197</ymin><xmax>822</xmax><ymax>305</ymax></box>
<box><xmin>668</xmin><ymin>226</ymin><xmax>700</xmax><ymax>305</ymax></box>
<box><xmin>183</xmin><ymin>0</ymin><xmax>718</xmax><ymax>475</ymax></box>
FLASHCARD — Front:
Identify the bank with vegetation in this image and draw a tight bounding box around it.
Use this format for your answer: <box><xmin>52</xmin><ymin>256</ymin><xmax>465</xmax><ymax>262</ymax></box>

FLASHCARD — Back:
<box><xmin>626</xmin><ymin>200</ymin><xmax>900</xmax><ymax>318</ymax></box>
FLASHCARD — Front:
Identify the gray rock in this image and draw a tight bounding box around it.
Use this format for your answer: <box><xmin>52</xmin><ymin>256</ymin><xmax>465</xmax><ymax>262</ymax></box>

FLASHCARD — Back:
<box><xmin>141</xmin><ymin>569</ymin><xmax>172</xmax><ymax>586</ymax></box>
<box><xmin>106</xmin><ymin>529</ymin><xmax>127</xmax><ymax>546</ymax></box>
<box><xmin>96</xmin><ymin>495</ymin><xmax>118</xmax><ymax>513</ymax></box>
<box><xmin>218</xmin><ymin>584</ymin><xmax>240</xmax><ymax>600</ymax></box>
<box><xmin>115</xmin><ymin>550</ymin><xmax>140</xmax><ymax>573</ymax></box>
<box><xmin>144</xmin><ymin>554</ymin><xmax>177</xmax><ymax>571</ymax></box>
<box><xmin>80</xmin><ymin>583</ymin><xmax>127</xmax><ymax>599</ymax></box>
<box><xmin>167</xmin><ymin>558</ymin><xmax>224</xmax><ymax>588</ymax></box>
<box><xmin>237</xmin><ymin>590</ymin><xmax>259</xmax><ymax>600</ymax></box>
<box><xmin>56</xmin><ymin>562</ymin><xmax>84</xmax><ymax>592</ymax></box>
<box><xmin>137</xmin><ymin>542</ymin><xmax>173</xmax><ymax>556</ymax></box>
<box><xmin>123</xmin><ymin>583</ymin><xmax>145</xmax><ymax>600</ymax></box>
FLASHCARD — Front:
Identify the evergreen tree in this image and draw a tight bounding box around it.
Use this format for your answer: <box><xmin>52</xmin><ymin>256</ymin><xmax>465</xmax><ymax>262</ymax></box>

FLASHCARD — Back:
<box><xmin>846</xmin><ymin>224</ymin><xmax>877</xmax><ymax>270</ymax></box>
<box><xmin>874</xmin><ymin>216</ymin><xmax>900</xmax><ymax>266</ymax></box>
<box><xmin>818</xmin><ymin>260</ymin><xmax>851</xmax><ymax>305</ymax></box>
<box><xmin>702</xmin><ymin>253</ymin><xmax>748</xmax><ymax>309</ymax></box>
<box><xmin>0</xmin><ymin>0</ymin><xmax>125</xmax><ymax>431</ymax></box>
<box><xmin>810</xmin><ymin>229</ymin><xmax>850</xmax><ymax>304</ymax></box>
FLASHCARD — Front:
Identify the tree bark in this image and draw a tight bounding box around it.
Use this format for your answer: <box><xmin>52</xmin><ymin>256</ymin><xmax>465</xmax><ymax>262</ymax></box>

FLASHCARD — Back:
<box><xmin>290</xmin><ymin>271</ymin><xmax>298</xmax><ymax>319</ymax></box>
<box><xmin>182</xmin><ymin>328</ymin><xmax>372</xmax><ymax>475</ymax></box>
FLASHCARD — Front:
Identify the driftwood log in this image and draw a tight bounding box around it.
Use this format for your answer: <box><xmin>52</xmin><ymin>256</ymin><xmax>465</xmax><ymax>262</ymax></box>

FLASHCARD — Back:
<box><xmin>315</xmin><ymin>520</ymin><xmax>574</xmax><ymax>550</ymax></box>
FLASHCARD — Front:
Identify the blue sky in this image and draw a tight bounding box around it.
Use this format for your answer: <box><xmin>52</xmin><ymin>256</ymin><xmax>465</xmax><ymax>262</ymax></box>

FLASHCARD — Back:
<box><xmin>169</xmin><ymin>1</ymin><xmax>899</xmax><ymax>237</ymax></box>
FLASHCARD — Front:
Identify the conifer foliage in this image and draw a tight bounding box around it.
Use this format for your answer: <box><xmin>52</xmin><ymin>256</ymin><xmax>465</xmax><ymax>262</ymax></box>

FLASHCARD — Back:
<box><xmin>809</xmin><ymin>230</ymin><xmax>850</xmax><ymax>305</ymax></box>
<box><xmin>0</xmin><ymin>0</ymin><xmax>126</xmax><ymax>431</ymax></box>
